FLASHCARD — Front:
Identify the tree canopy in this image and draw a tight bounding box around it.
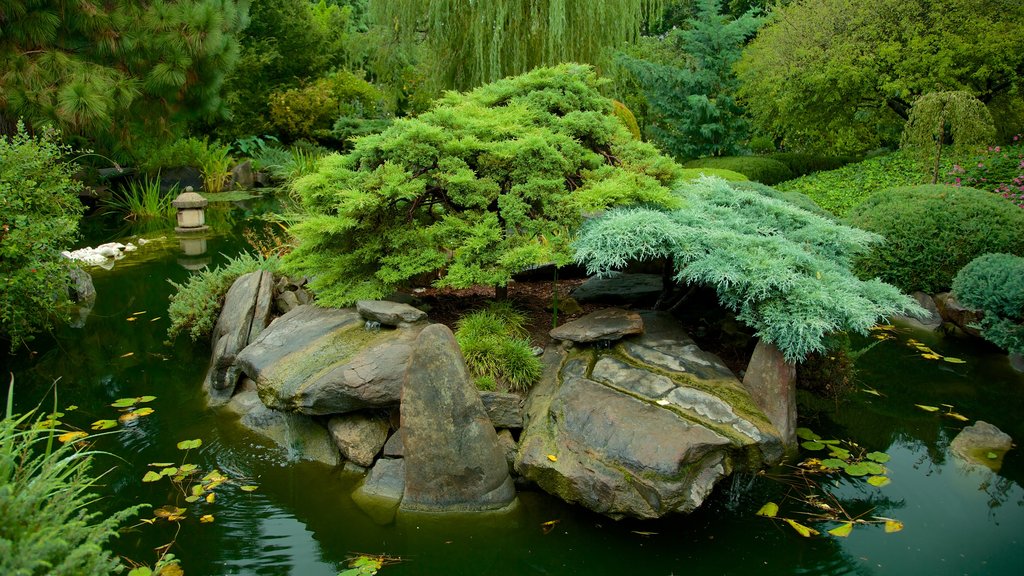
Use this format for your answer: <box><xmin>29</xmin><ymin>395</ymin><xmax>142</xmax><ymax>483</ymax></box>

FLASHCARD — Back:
<box><xmin>736</xmin><ymin>0</ymin><xmax>1024</xmax><ymax>153</ymax></box>
<box><xmin>370</xmin><ymin>0</ymin><xmax>664</xmax><ymax>90</ymax></box>
<box><xmin>282</xmin><ymin>64</ymin><xmax>682</xmax><ymax>306</ymax></box>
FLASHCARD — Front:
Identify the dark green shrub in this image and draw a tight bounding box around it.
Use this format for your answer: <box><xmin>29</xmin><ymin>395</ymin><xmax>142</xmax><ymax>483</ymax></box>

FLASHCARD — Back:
<box><xmin>454</xmin><ymin>302</ymin><xmax>542</xmax><ymax>393</ymax></box>
<box><xmin>748</xmin><ymin>135</ymin><xmax>776</xmax><ymax>155</ymax></box>
<box><xmin>952</xmin><ymin>253</ymin><xmax>1024</xmax><ymax>354</ymax></box>
<box><xmin>768</xmin><ymin>152</ymin><xmax>859</xmax><ymax>178</ymax></box>
<box><xmin>683</xmin><ymin>156</ymin><xmax>794</xmax><ymax>185</ymax></box>
<box><xmin>1</xmin><ymin>386</ymin><xmax>143</xmax><ymax>574</ymax></box>
<box><xmin>847</xmin><ymin>185</ymin><xmax>1024</xmax><ymax>293</ymax></box>
<box><xmin>267</xmin><ymin>71</ymin><xmax>391</xmax><ymax>143</ymax></box>
<box><xmin>0</xmin><ymin>125</ymin><xmax>85</xmax><ymax>351</ymax></box>
<box><xmin>167</xmin><ymin>253</ymin><xmax>280</xmax><ymax>341</ymax></box>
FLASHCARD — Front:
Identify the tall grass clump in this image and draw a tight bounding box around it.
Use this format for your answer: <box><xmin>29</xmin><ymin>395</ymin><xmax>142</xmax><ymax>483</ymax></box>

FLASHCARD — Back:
<box><xmin>1</xmin><ymin>380</ymin><xmax>142</xmax><ymax>574</ymax></box>
<box><xmin>167</xmin><ymin>252</ymin><xmax>280</xmax><ymax>341</ymax></box>
<box><xmin>104</xmin><ymin>175</ymin><xmax>176</xmax><ymax>220</ymax></box>
<box><xmin>455</xmin><ymin>302</ymin><xmax>542</xmax><ymax>393</ymax></box>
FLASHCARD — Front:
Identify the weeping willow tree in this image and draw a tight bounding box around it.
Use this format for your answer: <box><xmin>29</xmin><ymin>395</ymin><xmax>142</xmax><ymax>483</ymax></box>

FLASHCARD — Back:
<box><xmin>370</xmin><ymin>0</ymin><xmax>664</xmax><ymax>90</ymax></box>
<box><xmin>900</xmin><ymin>91</ymin><xmax>996</xmax><ymax>183</ymax></box>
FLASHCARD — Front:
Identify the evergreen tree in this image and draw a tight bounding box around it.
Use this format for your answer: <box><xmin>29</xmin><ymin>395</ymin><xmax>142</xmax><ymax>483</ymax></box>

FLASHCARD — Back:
<box><xmin>616</xmin><ymin>0</ymin><xmax>763</xmax><ymax>159</ymax></box>
<box><xmin>0</xmin><ymin>0</ymin><xmax>247</xmax><ymax>156</ymax></box>
<box><xmin>369</xmin><ymin>0</ymin><xmax>664</xmax><ymax>91</ymax></box>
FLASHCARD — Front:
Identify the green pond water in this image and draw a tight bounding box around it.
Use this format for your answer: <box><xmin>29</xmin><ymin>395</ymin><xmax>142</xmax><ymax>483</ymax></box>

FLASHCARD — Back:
<box><xmin>3</xmin><ymin>198</ymin><xmax>1023</xmax><ymax>575</ymax></box>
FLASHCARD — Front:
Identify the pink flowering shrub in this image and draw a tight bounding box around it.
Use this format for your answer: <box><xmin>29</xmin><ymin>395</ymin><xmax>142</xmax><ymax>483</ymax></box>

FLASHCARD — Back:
<box><xmin>946</xmin><ymin>135</ymin><xmax>1024</xmax><ymax>208</ymax></box>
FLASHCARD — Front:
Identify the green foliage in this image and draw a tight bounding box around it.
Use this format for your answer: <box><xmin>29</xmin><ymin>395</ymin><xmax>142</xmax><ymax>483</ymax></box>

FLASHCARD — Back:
<box><xmin>267</xmin><ymin>71</ymin><xmax>392</xmax><ymax>144</ymax></box>
<box><xmin>1</xmin><ymin>384</ymin><xmax>142</xmax><ymax>574</ymax></box>
<box><xmin>372</xmin><ymin>0</ymin><xmax>663</xmax><ymax>91</ymax></box>
<box><xmin>952</xmin><ymin>253</ymin><xmax>1024</xmax><ymax>354</ymax></box>
<box><xmin>1</xmin><ymin>0</ymin><xmax>248</xmax><ymax>158</ymax></box>
<box><xmin>728</xmin><ymin>181</ymin><xmax>829</xmax><ymax>217</ymax></box>
<box><xmin>103</xmin><ymin>175</ymin><xmax>177</xmax><ymax>220</ymax></box>
<box><xmin>253</xmin><ymin>142</ymin><xmax>332</xmax><ymax>184</ymax></box>
<box><xmin>767</xmin><ymin>153</ymin><xmax>859</xmax><ymax>179</ymax></box>
<box><xmin>679</xmin><ymin>168</ymin><xmax>748</xmax><ymax>182</ymax></box>
<box><xmin>847</xmin><ymin>185</ymin><xmax>1024</xmax><ymax>293</ymax></box>
<box><xmin>0</xmin><ymin>125</ymin><xmax>84</xmax><ymax>351</ymax></box>
<box><xmin>455</xmin><ymin>303</ymin><xmax>542</xmax><ymax>393</ymax></box>
<box><xmin>283</xmin><ymin>64</ymin><xmax>682</xmax><ymax>306</ymax></box>
<box><xmin>945</xmin><ymin>141</ymin><xmax>1024</xmax><ymax>208</ymax></box>
<box><xmin>198</xmin><ymin>142</ymin><xmax>234</xmax><ymax>194</ymax></box>
<box><xmin>167</xmin><ymin>252</ymin><xmax>280</xmax><ymax>341</ymax></box>
<box><xmin>573</xmin><ymin>177</ymin><xmax>923</xmax><ymax>362</ymax></box>
<box><xmin>683</xmin><ymin>156</ymin><xmax>793</xmax><ymax>185</ymax></box>
<box><xmin>777</xmin><ymin>151</ymin><xmax>932</xmax><ymax>217</ymax></box>
<box><xmin>901</xmin><ymin>91</ymin><xmax>996</xmax><ymax>183</ymax></box>
<box><xmin>614</xmin><ymin>0</ymin><xmax>764</xmax><ymax>158</ymax></box>
<box><xmin>737</xmin><ymin>0</ymin><xmax>1024</xmax><ymax>154</ymax></box>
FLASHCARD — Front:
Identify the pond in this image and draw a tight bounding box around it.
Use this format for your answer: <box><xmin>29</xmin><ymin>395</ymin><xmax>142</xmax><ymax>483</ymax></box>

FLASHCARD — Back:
<box><xmin>3</xmin><ymin>196</ymin><xmax>1023</xmax><ymax>576</ymax></box>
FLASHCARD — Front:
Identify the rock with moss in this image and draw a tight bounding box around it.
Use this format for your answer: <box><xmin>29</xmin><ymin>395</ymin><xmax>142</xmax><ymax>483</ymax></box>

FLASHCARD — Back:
<box><xmin>204</xmin><ymin>269</ymin><xmax>275</xmax><ymax>404</ymax></box>
<box><xmin>236</xmin><ymin>305</ymin><xmax>428</xmax><ymax>415</ymax></box>
<box><xmin>516</xmin><ymin>311</ymin><xmax>783</xmax><ymax>519</ymax></box>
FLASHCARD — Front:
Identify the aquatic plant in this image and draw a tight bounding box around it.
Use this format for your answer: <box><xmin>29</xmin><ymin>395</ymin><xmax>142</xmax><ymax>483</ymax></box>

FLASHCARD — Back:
<box><xmin>104</xmin><ymin>174</ymin><xmax>177</xmax><ymax>220</ymax></box>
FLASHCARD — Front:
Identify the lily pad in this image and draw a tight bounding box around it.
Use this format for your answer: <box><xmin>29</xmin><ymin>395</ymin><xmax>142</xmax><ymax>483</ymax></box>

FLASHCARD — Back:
<box><xmin>867</xmin><ymin>475</ymin><xmax>891</xmax><ymax>487</ymax></box>
<box><xmin>756</xmin><ymin>502</ymin><xmax>779</xmax><ymax>518</ymax></box>
<box><xmin>820</xmin><ymin>458</ymin><xmax>848</xmax><ymax>470</ymax></box>
<box><xmin>866</xmin><ymin>451</ymin><xmax>890</xmax><ymax>463</ymax></box>
<box><xmin>177</xmin><ymin>438</ymin><xmax>203</xmax><ymax>450</ymax></box>
<box><xmin>796</xmin><ymin>428</ymin><xmax>820</xmax><ymax>441</ymax></box>
<box><xmin>828</xmin><ymin>522</ymin><xmax>854</xmax><ymax>537</ymax></box>
<box><xmin>801</xmin><ymin>441</ymin><xmax>826</xmax><ymax>451</ymax></box>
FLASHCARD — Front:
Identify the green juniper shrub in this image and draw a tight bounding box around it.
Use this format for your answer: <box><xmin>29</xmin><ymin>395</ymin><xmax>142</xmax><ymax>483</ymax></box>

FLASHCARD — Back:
<box><xmin>952</xmin><ymin>253</ymin><xmax>1024</xmax><ymax>354</ymax></box>
<box><xmin>282</xmin><ymin>64</ymin><xmax>682</xmax><ymax>306</ymax></box>
<box><xmin>0</xmin><ymin>124</ymin><xmax>85</xmax><ymax>352</ymax></box>
<box><xmin>682</xmin><ymin>156</ymin><xmax>794</xmax><ymax>185</ymax></box>
<box><xmin>728</xmin><ymin>181</ymin><xmax>830</xmax><ymax>217</ymax></box>
<box><xmin>573</xmin><ymin>176</ymin><xmax>924</xmax><ymax>362</ymax></box>
<box><xmin>767</xmin><ymin>152</ymin><xmax>859</xmax><ymax>179</ymax></box>
<box><xmin>454</xmin><ymin>302</ymin><xmax>542</xmax><ymax>393</ymax></box>
<box><xmin>0</xmin><ymin>385</ymin><xmax>144</xmax><ymax>574</ymax></box>
<box><xmin>167</xmin><ymin>252</ymin><xmax>280</xmax><ymax>342</ymax></box>
<box><xmin>846</xmin><ymin>184</ymin><xmax>1024</xmax><ymax>294</ymax></box>
<box><xmin>267</xmin><ymin>71</ymin><xmax>392</xmax><ymax>144</ymax></box>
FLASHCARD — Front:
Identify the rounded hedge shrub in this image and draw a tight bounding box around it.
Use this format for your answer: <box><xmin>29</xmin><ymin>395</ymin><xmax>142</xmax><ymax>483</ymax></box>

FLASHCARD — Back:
<box><xmin>846</xmin><ymin>185</ymin><xmax>1024</xmax><ymax>293</ymax></box>
<box><xmin>952</xmin><ymin>253</ymin><xmax>1024</xmax><ymax>354</ymax></box>
<box><xmin>768</xmin><ymin>152</ymin><xmax>859</xmax><ymax>178</ymax></box>
<box><xmin>679</xmin><ymin>168</ymin><xmax>748</xmax><ymax>182</ymax></box>
<box><xmin>682</xmin><ymin>156</ymin><xmax>794</xmax><ymax>185</ymax></box>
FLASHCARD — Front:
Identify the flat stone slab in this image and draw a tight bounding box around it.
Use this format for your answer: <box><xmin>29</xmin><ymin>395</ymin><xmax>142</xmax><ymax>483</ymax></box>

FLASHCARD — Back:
<box><xmin>549</xmin><ymin>308</ymin><xmax>644</xmax><ymax>343</ymax></box>
<box><xmin>357</xmin><ymin>300</ymin><xmax>427</xmax><ymax>326</ymax></box>
<box><xmin>570</xmin><ymin>273</ymin><xmax>664</xmax><ymax>304</ymax></box>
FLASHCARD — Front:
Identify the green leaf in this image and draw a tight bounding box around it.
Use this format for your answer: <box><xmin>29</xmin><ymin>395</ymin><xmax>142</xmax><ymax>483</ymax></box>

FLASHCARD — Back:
<box><xmin>179</xmin><ymin>463</ymin><xmax>199</xmax><ymax>473</ymax></box>
<box><xmin>827</xmin><ymin>447</ymin><xmax>851</xmax><ymax>459</ymax></box>
<box><xmin>239</xmin><ymin>485</ymin><xmax>258</xmax><ymax>492</ymax></box>
<box><xmin>942</xmin><ymin>357</ymin><xmax>966</xmax><ymax>364</ymax></box>
<box><xmin>177</xmin><ymin>438</ymin><xmax>202</xmax><ymax>450</ymax></box>
<box><xmin>137</xmin><ymin>395</ymin><xmax>157</xmax><ymax>402</ymax></box>
<box><xmin>185</xmin><ymin>495</ymin><xmax>200</xmax><ymax>503</ymax></box>
<box><xmin>862</xmin><ymin>462</ymin><xmax>886</xmax><ymax>475</ymax></box>
<box><xmin>915</xmin><ymin>404</ymin><xmax>940</xmax><ymax>412</ymax></box>
<box><xmin>866</xmin><ymin>451</ymin><xmax>890</xmax><ymax>463</ymax></box>
<box><xmin>784</xmin><ymin>518</ymin><xmax>819</xmax><ymax>537</ymax></box>
<box><xmin>986</xmin><ymin>451</ymin><xmax>998</xmax><ymax>459</ymax></box>
<box><xmin>128</xmin><ymin>568</ymin><xmax>153</xmax><ymax>576</ymax></box>
<box><xmin>867</xmin><ymin>475</ymin><xmax>891</xmax><ymax>487</ymax></box>
<box><xmin>844</xmin><ymin>462</ymin><xmax>871</xmax><ymax>476</ymax></box>
<box><xmin>756</xmin><ymin>502</ymin><xmax>779</xmax><ymax>518</ymax></box>
<box><xmin>820</xmin><ymin>458</ymin><xmax>848</xmax><ymax>470</ymax></box>
<box><xmin>91</xmin><ymin>419</ymin><xmax>118</xmax><ymax>430</ymax></box>
<box><xmin>160</xmin><ymin>467</ymin><xmax>178</xmax><ymax>477</ymax></box>
<box><xmin>801</xmin><ymin>441</ymin><xmax>826</xmax><ymax>451</ymax></box>
<box><xmin>828</xmin><ymin>522</ymin><xmax>854</xmax><ymax>537</ymax></box>
<box><xmin>111</xmin><ymin>397</ymin><xmax>138</xmax><ymax>408</ymax></box>
<box><xmin>142</xmin><ymin>471</ymin><xmax>163</xmax><ymax>482</ymax></box>
<box><xmin>796</xmin><ymin>427</ymin><xmax>820</xmax><ymax>441</ymax></box>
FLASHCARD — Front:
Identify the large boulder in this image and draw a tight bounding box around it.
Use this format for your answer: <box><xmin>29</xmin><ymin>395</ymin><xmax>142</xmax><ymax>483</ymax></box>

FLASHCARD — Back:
<box><xmin>328</xmin><ymin>412</ymin><xmax>390</xmax><ymax>467</ymax></box>
<box><xmin>225</xmin><ymin>385</ymin><xmax>340</xmax><ymax>466</ymax></box>
<box><xmin>517</xmin><ymin>311</ymin><xmax>782</xmax><ymax>520</ymax></box>
<box><xmin>741</xmin><ymin>340</ymin><xmax>797</xmax><ymax>448</ymax></box>
<box><xmin>236</xmin><ymin>305</ymin><xmax>426</xmax><ymax>415</ymax></box>
<box><xmin>400</xmin><ymin>324</ymin><xmax>516</xmax><ymax>512</ymax></box>
<box><xmin>352</xmin><ymin>458</ymin><xmax>406</xmax><ymax>524</ymax></box>
<box><xmin>950</xmin><ymin>420</ymin><xmax>1014</xmax><ymax>471</ymax></box>
<box><xmin>204</xmin><ymin>270</ymin><xmax>274</xmax><ymax>404</ymax></box>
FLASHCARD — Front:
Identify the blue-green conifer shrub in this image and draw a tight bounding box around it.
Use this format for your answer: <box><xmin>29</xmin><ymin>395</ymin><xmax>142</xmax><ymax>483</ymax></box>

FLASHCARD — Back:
<box><xmin>952</xmin><ymin>253</ymin><xmax>1024</xmax><ymax>354</ymax></box>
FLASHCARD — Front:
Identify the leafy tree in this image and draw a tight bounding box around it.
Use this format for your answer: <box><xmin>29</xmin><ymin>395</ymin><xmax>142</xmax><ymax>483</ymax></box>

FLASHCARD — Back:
<box><xmin>282</xmin><ymin>64</ymin><xmax>682</xmax><ymax>306</ymax></box>
<box><xmin>736</xmin><ymin>0</ymin><xmax>1024</xmax><ymax>154</ymax></box>
<box><xmin>0</xmin><ymin>0</ymin><xmax>248</xmax><ymax>156</ymax></box>
<box><xmin>900</xmin><ymin>91</ymin><xmax>996</xmax><ymax>183</ymax></box>
<box><xmin>572</xmin><ymin>177</ymin><xmax>923</xmax><ymax>362</ymax></box>
<box><xmin>616</xmin><ymin>0</ymin><xmax>763</xmax><ymax>158</ymax></box>
<box><xmin>369</xmin><ymin>0</ymin><xmax>664</xmax><ymax>91</ymax></box>
<box><xmin>0</xmin><ymin>125</ymin><xmax>84</xmax><ymax>352</ymax></box>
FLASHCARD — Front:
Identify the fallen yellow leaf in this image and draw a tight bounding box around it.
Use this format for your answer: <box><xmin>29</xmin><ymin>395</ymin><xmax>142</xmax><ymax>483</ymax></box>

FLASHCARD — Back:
<box><xmin>546</xmin><ymin>454</ymin><xmax>558</xmax><ymax>462</ymax></box>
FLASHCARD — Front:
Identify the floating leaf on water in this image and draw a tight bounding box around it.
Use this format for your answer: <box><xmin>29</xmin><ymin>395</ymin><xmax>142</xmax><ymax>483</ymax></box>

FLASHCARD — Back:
<box><xmin>179</xmin><ymin>463</ymin><xmax>199</xmax><ymax>474</ymax></box>
<box><xmin>200</xmin><ymin>514</ymin><xmax>215</xmax><ymax>523</ymax></box>
<box><xmin>142</xmin><ymin>471</ymin><xmax>163</xmax><ymax>482</ymax></box>
<box><xmin>844</xmin><ymin>463</ymin><xmax>871</xmax><ymax>476</ymax></box>
<box><xmin>160</xmin><ymin>467</ymin><xmax>178</xmax><ymax>477</ymax></box>
<box><xmin>796</xmin><ymin>428</ymin><xmax>820</xmax><ymax>441</ymax></box>
<box><xmin>943</xmin><ymin>357</ymin><xmax>966</xmax><ymax>364</ymax></box>
<box><xmin>133</xmin><ymin>311</ymin><xmax>147</xmax><ymax>316</ymax></box>
<box><xmin>239</xmin><ymin>485</ymin><xmax>258</xmax><ymax>492</ymax></box>
<box><xmin>915</xmin><ymin>404</ymin><xmax>940</xmax><ymax>412</ymax></box>
<box><xmin>944</xmin><ymin>412</ymin><xmax>969</xmax><ymax>422</ymax></box>
<box><xmin>185</xmin><ymin>495</ymin><xmax>200</xmax><ymax>503</ymax></box>
<box><xmin>203</xmin><ymin>470</ymin><xmax>227</xmax><ymax>482</ymax></box>
<box><xmin>58</xmin><ymin>431</ymin><xmax>89</xmax><ymax>443</ymax></box>
<box><xmin>828</xmin><ymin>447</ymin><xmax>851</xmax><ymax>459</ymax></box>
<box><xmin>547</xmin><ymin>454</ymin><xmax>558</xmax><ymax>462</ymax></box>
<box><xmin>866</xmin><ymin>451</ymin><xmax>890</xmax><ymax>463</ymax></box>
<box><xmin>150</xmin><ymin>317</ymin><xmax>161</xmax><ymax>322</ymax></box>
<box><xmin>148</xmin><ymin>462</ymin><xmax>173</xmax><ymax>467</ymax></box>
<box><xmin>118</xmin><ymin>412</ymin><xmax>139</xmax><ymax>424</ymax></box>
<box><xmin>127</xmin><ymin>567</ymin><xmax>153</xmax><ymax>576</ymax></box>
<box><xmin>819</xmin><ymin>439</ymin><xmax>841</xmax><ymax>445</ymax></box>
<box><xmin>154</xmin><ymin>507</ymin><xmax>186</xmax><ymax>518</ymax></box>
<box><xmin>828</xmin><ymin>522</ymin><xmax>854</xmax><ymax>537</ymax></box>
<box><xmin>191</xmin><ymin>484</ymin><xmax>205</xmax><ymax>496</ymax></box>
<box><xmin>540</xmin><ymin>519</ymin><xmax>560</xmax><ymax>534</ymax></box>
<box><xmin>111</xmin><ymin>398</ymin><xmax>139</xmax><ymax>408</ymax></box>
<box><xmin>177</xmin><ymin>438</ymin><xmax>202</xmax><ymax>450</ymax></box>
<box><xmin>987</xmin><ymin>452</ymin><xmax>998</xmax><ymax>459</ymax></box>
<box><xmin>66</xmin><ymin>405</ymin><xmax>78</xmax><ymax>411</ymax></box>
<box><xmin>861</xmin><ymin>388</ymin><xmax>883</xmax><ymax>397</ymax></box>
<box><xmin>131</xmin><ymin>407</ymin><xmax>155</xmax><ymax>417</ymax></box>
<box><xmin>801</xmin><ymin>441</ymin><xmax>826</xmax><ymax>451</ymax></box>
<box><xmin>126</xmin><ymin>317</ymin><xmax>137</xmax><ymax>322</ymax></box>
<box><xmin>867</xmin><ymin>475</ymin><xmax>891</xmax><ymax>487</ymax></box>
<box><xmin>160</xmin><ymin>564</ymin><xmax>184</xmax><ymax>576</ymax></box>
<box><xmin>784</xmin><ymin>519</ymin><xmax>819</xmax><ymax>538</ymax></box>
<box><xmin>920</xmin><ymin>353</ymin><xmax>942</xmax><ymax>360</ymax></box>
<box><xmin>862</xmin><ymin>462</ymin><xmax>886</xmax><ymax>475</ymax></box>
<box><xmin>883</xmin><ymin>519</ymin><xmax>904</xmax><ymax>533</ymax></box>
<box><xmin>756</xmin><ymin>502</ymin><xmax>779</xmax><ymax>518</ymax></box>
<box><xmin>91</xmin><ymin>419</ymin><xmax>118</xmax><ymax>430</ymax></box>
<box><xmin>819</xmin><ymin>458</ymin><xmax>848</xmax><ymax>470</ymax></box>
<box><xmin>206</xmin><ymin>492</ymin><xmax>216</xmax><ymax>503</ymax></box>
<box><xmin>137</xmin><ymin>395</ymin><xmax>156</xmax><ymax>403</ymax></box>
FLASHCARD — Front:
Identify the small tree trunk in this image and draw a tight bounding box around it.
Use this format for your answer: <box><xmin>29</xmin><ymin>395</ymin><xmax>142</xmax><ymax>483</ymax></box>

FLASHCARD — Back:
<box><xmin>495</xmin><ymin>284</ymin><xmax>508</xmax><ymax>300</ymax></box>
<box><xmin>654</xmin><ymin>257</ymin><xmax>675</xmax><ymax>310</ymax></box>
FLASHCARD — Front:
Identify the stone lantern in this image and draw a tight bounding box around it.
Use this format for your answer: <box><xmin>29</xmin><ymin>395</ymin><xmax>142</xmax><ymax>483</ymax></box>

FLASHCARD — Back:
<box><xmin>172</xmin><ymin>190</ymin><xmax>210</xmax><ymax>233</ymax></box>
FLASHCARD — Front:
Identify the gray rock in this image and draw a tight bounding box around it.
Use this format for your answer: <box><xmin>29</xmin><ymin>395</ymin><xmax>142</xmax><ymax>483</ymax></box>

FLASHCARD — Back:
<box><xmin>897</xmin><ymin>291</ymin><xmax>942</xmax><ymax>331</ymax></box>
<box><xmin>480</xmin><ymin>392</ymin><xmax>524</xmax><ymax>429</ymax></box>
<box><xmin>382</xmin><ymin>430</ymin><xmax>404</xmax><ymax>458</ymax></box>
<box><xmin>230</xmin><ymin>388</ymin><xmax>340</xmax><ymax>466</ymax></box>
<box><xmin>68</xmin><ymin>267</ymin><xmax>96</xmax><ymax>303</ymax></box>
<box><xmin>934</xmin><ymin>292</ymin><xmax>983</xmax><ymax>337</ymax></box>
<box><xmin>400</xmin><ymin>324</ymin><xmax>516</xmax><ymax>512</ymax></box>
<box><xmin>275</xmin><ymin>290</ymin><xmax>300</xmax><ymax>315</ymax></box>
<box><xmin>328</xmin><ymin>413</ymin><xmax>390</xmax><ymax>467</ymax></box>
<box><xmin>356</xmin><ymin>300</ymin><xmax>427</xmax><ymax>326</ymax></box>
<box><xmin>238</xmin><ymin>305</ymin><xmax>426</xmax><ymax>415</ymax></box>
<box><xmin>741</xmin><ymin>340</ymin><xmax>797</xmax><ymax>448</ymax></box>
<box><xmin>950</xmin><ymin>420</ymin><xmax>1014</xmax><ymax>471</ymax></box>
<box><xmin>229</xmin><ymin>160</ymin><xmax>255</xmax><ymax>189</ymax></box>
<box><xmin>496</xmin><ymin>429</ymin><xmax>518</xmax><ymax>472</ymax></box>
<box><xmin>517</xmin><ymin>312</ymin><xmax>782</xmax><ymax>520</ymax></box>
<box><xmin>1011</xmin><ymin>353</ymin><xmax>1024</xmax><ymax>373</ymax></box>
<box><xmin>352</xmin><ymin>459</ymin><xmax>406</xmax><ymax>524</ymax></box>
<box><xmin>248</xmin><ymin>270</ymin><xmax>274</xmax><ymax>344</ymax></box>
<box><xmin>571</xmin><ymin>273</ymin><xmax>664</xmax><ymax>305</ymax></box>
<box><xmin>549</xmin><ymin>308</ymin><xmax>644</xmax><ymax>343</ymax></box>
<box><xmin>204</xmin><ymin>271</ymin><xmax>274</xmax><ymax>404</ymax></box>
